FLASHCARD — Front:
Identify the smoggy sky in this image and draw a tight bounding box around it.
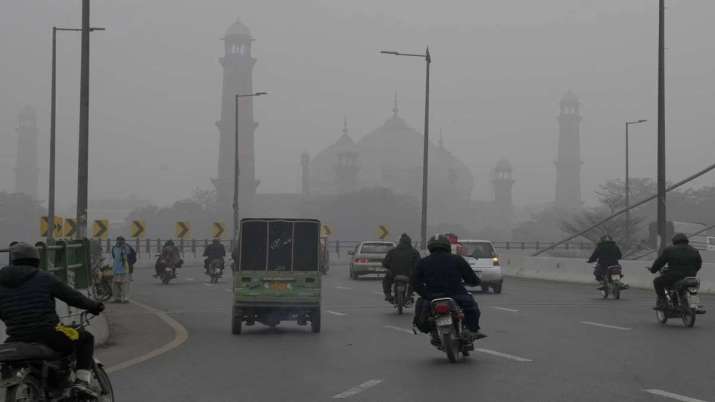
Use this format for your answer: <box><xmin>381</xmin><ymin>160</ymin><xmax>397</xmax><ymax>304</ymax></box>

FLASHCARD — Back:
<box><xmin>1</xmin><ymin>0</ymin><xmax>714</xmax><ymax>211</ymax></box>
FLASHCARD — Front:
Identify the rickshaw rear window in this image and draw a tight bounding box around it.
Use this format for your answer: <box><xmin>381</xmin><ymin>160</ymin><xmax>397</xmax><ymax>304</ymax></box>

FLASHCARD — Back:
<box><xmin>268</xmin><ymin>221</ymin><xmax>293</xmax><ymax>271</ymax></box>
<box><xmin>241</xmin><ymin>222</ymin><xmax>268</xmax><ymax>271</ymax></box>
<box><xmin>294</xmin><ymin>222</ymin><xmax>319</xmax><ymax>271</ymax></box>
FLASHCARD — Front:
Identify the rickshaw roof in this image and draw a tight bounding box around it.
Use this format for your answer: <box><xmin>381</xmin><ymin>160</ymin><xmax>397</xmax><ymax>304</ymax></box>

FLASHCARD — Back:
<box><xmin>241</xmin><ymin>218</ymin><xmax>321</xmax><ymax>224</ymax></box>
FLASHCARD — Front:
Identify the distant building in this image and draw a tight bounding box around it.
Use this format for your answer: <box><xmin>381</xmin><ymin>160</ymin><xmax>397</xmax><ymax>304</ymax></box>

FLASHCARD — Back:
<box><xmin>555</xmin><ymin>91</ymin><xmax>582</xmax><ymax>211</ymax></box>
<box><xmin>214</xmin><ymin>19</ymin><xmax>259</xmax><ymax>223</ymax></box>
<box><xmin>492</xmin><ymin>158</ymin><xmax>515</xmax><ymax>231</ymax></box>
<box><xmin>14</xmin><ymin>106</ymin><xmax>39</xmax><ymax>200</ymax></box>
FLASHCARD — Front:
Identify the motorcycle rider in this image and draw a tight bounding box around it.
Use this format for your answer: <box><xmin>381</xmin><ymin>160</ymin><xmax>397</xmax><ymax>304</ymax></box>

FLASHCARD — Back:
<box><xmin>382</xmin><ymin>233</ymin><xmax>420</xmax><ymax>303</ymax></box>
<box><xmin>155</xmin><ymin>240</ymin><xmax>182</xmax><ymax>277</ymax></box>
<box><xmin>412</xmin><ymin>235</ymin><xmax>486</xmax><ymax>340</ymax></box>
<box><xmin>0</xmin><ymin>242</ymin><xmax>105</xmax><ymax>396</ymax></box>
<box><xmin>650</xmin><ymin>233</ymin><xmax>703</xmax><ymax>309</ymax></box>
<box><xmin>587</xmin><ymin>235</ymin><xmax>624</xmax><ymax>289</ymax></box>
<box><xmin>203</xmin><ymin>239</ymin><xmax>226</xmax><ymax>274</ymax></box>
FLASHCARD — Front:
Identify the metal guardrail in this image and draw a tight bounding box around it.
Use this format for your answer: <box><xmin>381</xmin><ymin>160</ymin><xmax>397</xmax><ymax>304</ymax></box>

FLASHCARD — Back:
<box><xmin>1</xmin><ymin>239</ymin><xmax>91</xmax><ymax>290</ymax></box>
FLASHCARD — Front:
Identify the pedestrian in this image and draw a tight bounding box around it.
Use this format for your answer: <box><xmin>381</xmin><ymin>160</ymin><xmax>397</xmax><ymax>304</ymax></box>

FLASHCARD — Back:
<box><xmin>127</xmin><ymin>243</ymin><xmax>137</xmax><ymax>282</ymax></box>
<box><xmin>110</xmin><ymin>237</ymin><xmax>131</xmax><ymax>303</ymax></box>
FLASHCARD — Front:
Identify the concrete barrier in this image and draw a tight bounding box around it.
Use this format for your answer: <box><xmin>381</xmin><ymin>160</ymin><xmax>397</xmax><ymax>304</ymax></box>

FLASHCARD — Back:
<box><xmin>500</xmin><ymin>251</ymin><xmax>715</xmax><ymax>293</ymax></box>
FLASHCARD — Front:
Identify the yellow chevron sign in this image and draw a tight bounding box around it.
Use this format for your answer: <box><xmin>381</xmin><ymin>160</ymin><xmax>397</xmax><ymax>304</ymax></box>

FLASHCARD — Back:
<box><xmin>321</xmin><ymin>224</ymin><xmax>333</xmax><ymax>237</ymax></box>
<box><xmin>62</xmin><ymin>218</ymin><xmax>77</xmax><ymax>238</ymax></box>
<box><xmin>92</xmin><ymin>220</ymin><xmax>109</xmax><ymax>239</ymax></box>
<box><xmin>130</xmin><ymin>220</ymin><xmax>146</xmax><ymax>238</ymax></box>
<box><xmin>41</xmin><ymin>216</ymin><xmax>64</xmax><ymax>238</ymax></box>
<box><xmin>176</xmin><ymin>221</ymin><xmax>191</xmax><ymax>239</ymax></box>
<box><xmin>212</xmin><ymin>222</ymin><xmax>225</xmax><ymax>239</ymax></box>
<box><xmin>377</xmin><ymin>225</ymin><xmax>390</xmax><ymax>240</ymax></box>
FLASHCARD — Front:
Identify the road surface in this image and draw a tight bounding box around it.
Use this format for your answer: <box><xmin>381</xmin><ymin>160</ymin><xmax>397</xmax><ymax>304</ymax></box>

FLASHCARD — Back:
<box><xmin>110</xmin><ymin>263</ymin><xmax>715</xmax><ymax>402</ymax></box>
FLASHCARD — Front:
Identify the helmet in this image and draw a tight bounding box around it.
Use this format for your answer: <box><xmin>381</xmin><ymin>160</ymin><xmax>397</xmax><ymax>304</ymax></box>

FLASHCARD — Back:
<box><xmin>10</xmin><ymin>242</ymin><xmax>40</xmax><ymax>263</ymax></box>
<box><xmin>672</xmin><ymin>233</ymin><xmax>689</xmax><ymax>245</ymax></box>
<box><xmin>212</xmin><ymin>239</ymin><xmax>221</xmax><ymax>245</ymax></box>
<box><xmin>600</xmin><ymin>235</ymin><xmax>613</xmax><ymax>242</ymax></box>
<box><xmin>116</xmin><ymin>236</ymin><xmax>126</xmax><ymax>243</ymax></box>
<box><xmin>165</xmin><ymin>240</ymin><xmax>175</xmax><ymax>246</ymax></box>
<box><xmin>427</xmin><ymin>235</ymin><xmax>451</xmax><ymax>253</ymax></box>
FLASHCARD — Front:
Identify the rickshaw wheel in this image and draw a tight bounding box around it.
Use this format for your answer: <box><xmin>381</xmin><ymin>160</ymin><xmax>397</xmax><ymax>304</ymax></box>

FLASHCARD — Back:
<box><xmin>232</xmin><ymin>307</ymin><xmax>243</xmax><ymax>335</ymax></box>
<box><xmin>311</xmin><ymin>309</ymin><xmax>321</xmax><ymax>333</ymax></box>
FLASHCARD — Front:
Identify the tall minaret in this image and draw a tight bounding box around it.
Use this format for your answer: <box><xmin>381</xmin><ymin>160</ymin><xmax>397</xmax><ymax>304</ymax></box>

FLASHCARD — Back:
<box><xmin>492</xmin><ymin>158</ymin><xmax>515</xmax><ymax>229</ymax></box>
<box><xmin>555</xmin><ymin>91</ymin><xmax>582</xmax><ymax>211</ymax></box>
<box><xmin>14</xmin><ymin>106</ymin><xmax>39</xmax><ymax>200</ymax></box>
<box><xmin>300</xmin><ymin>152</ymin><xmax>310</xmax><ymax>196</ymax></box>
<box><xmin>215</xmin><ymin>18</ymin><xmax>258</xmax><ymax>220</ymax></box>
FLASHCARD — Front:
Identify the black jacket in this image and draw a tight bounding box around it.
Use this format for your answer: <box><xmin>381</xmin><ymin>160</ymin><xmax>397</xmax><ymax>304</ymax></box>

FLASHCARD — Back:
<box><xmin>587</xmin><ymin>241</ymin><xmax>622</xmax><ymax>267</ymax></box>
<box><xmin>412</xmin><ymin>250</ymin><xmax>480</xmax><ymax>300</ymax></box>
<box><xmin>203</xmin><ymin>243</ymin><xmax>226</xmax><ymax>259</ymax></box>
<box><xmin>382</xmin><ymin>239</ymin><xmax>421</xmax><ymax>277</ymax></box>
<box><xmin>0</xmin><ymin>264</ymin><xmax>100</xmax><ymax>341</ymax></box>
<box><xmin>650</xmin><ymin>243</ymin><xmax>702</xmax><ymax>277</ymax></box>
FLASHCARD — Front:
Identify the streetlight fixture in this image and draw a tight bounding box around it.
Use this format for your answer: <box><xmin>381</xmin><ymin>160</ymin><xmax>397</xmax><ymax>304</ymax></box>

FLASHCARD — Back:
<box><xmin>624</xmin><ymin>119</ymin><xmax>647</xmax><ymax>249</ymax></box>
<box><xmin>48</xmin><ymin>26</ymin><xmax>104</xmax><ymax>243</ymax></box>
<box><xmin>380</xmin><ymin>47</ymin><xmax>432</xmax><ymax>250</ymax></box>
<box><xmin>234</xmin><ymin>91</ymin><xmax>268</xmax><ymax>245</ymax></box>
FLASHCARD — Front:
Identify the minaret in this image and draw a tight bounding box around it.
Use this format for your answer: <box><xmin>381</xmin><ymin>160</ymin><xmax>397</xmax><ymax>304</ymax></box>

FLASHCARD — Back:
<box><xmin>492</xmin><ymin>158</ymin><xmax>515</xmax><ymax>230</ymax></box>
<box><xmin>334</xmin><ymin>118</ymin><xmax>359</xmax><ymax>194</ymax></box>
<box><xmin>300</xmin><ymin>152</ymin><xmax>310</xmax><ymax>196</ymax></box>
<box><xmin>215</xmin><ymin>18</ymin><xmax>258</xmax><ymax>220</ymax></box>
<box><xmin>555</xmin><ymin>91</ymin><xmax>582</xmax><ymax>211</ymax></box>
<box><xmin>14</xmin><ymin>106</ymin><xmax>39</xmax><ymax>200</ymax></box>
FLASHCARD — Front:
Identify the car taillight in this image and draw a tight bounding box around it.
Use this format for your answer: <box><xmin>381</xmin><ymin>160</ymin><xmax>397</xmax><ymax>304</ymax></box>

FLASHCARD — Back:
<box><xmin>492</xmin><ymin>257</ymin><xmax>500</xmax><ymax>266</ymax></box>
<box><xmin>434</xmin><ymin>303</ymin><xmax>450</xmax><ymax>314</ymax></box>
<box><xmin>354</xmin><ymin>258</ymin><xmax>368</xmax><ymax>264</ymax></box>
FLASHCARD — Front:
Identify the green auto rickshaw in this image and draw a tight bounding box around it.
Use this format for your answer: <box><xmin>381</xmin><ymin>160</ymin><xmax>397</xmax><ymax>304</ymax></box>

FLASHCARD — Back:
<box><xmin>232</xmin><ymin>218</ymin><xmax>322</xmax><ymax>334</ymax></box>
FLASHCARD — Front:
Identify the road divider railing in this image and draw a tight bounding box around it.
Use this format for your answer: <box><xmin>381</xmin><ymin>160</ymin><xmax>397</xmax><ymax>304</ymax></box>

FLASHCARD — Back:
<box><xmin>1</xmin><ymin>239</ymin><xmax>91</xmax><ymax>290</ymax></box>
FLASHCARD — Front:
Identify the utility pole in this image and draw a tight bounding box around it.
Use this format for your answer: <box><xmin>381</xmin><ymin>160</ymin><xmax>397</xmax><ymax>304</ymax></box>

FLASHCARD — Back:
<box><xmin>657</xmin><ymin>0</ymin><xmax>667</xmax><ymax>252</ymax></box>
<box><xmin>76</xmin><ymin>0</ymin><xmax>91</xmax><ymax>239</ymax></box>
<box><xmin>380</xmin><ymin>47</ymin><xmax>432</xmax><ymax>249</ymax></box>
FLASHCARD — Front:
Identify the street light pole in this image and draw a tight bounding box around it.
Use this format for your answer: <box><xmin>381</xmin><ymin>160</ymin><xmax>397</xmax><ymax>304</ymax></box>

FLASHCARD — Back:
<box><xmin>380</xmin><ymin>48</ymin><xmax>432</xmax><ymax>250</ymax></box>
<box><xmin>75</xmin><ymin>0</ymin><xmax>91</xmax><ymax>239</ymax></box>
<box><xmin>624</xmin><ymin>119</ymin><xmax>647</xmax><ymax>249</ymax></box>
<box><xmin>233</xmin><ymin>92</ymin><xmax>267</xmax><ymax>246</ymax></box>
<box><xmin>657</xmin><ymin>0</ymin><xmax>667</xmax><ymax>252</ymax></box>
<box><xmin>49</xmin><ymin>26</ymin><xmax>103</xmax><ymax>244</ymax></box>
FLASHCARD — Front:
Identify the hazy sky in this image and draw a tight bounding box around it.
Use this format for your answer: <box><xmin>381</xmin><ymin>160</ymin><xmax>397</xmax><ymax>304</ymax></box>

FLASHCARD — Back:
<box><xmin>2</xmin><ymin>0</ymin><xmax>714</xmax><ymax>212</ymax></box>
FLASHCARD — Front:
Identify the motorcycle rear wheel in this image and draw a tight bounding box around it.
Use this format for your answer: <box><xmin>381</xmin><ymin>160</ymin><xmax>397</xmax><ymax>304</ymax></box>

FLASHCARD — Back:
<box><xmin>613</xmin><ymin>283</ymin><xmax>621</xmax><ymax>300</ymax></box>
<box><xmin>442</xmin><ymin>332</ymin><xmax>458</xmax><ymax>363</ymax></box>
<box><xmin>5</xmin><ymin>375</ymin><xmax>42</xmax><ymax>402</ymax></box>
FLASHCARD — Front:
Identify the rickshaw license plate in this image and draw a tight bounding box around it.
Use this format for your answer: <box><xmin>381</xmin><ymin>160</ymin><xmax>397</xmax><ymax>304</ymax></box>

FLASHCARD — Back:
<box><xmin>271</xmin><ymin>282</ymin><xmax>289</xmax><ymax>290</ymax></box>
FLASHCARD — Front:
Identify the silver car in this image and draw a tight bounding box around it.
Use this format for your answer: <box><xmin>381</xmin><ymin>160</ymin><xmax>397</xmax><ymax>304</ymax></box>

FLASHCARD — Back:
<box><xmin>348</xmin><ymin>241</ymin><xmax>396</xmax><ymax>280</ymax></box>
<box><xmin>460</xmin><ymin>240</ymin><xmax>503</xmax><ymax>294</ymax></box>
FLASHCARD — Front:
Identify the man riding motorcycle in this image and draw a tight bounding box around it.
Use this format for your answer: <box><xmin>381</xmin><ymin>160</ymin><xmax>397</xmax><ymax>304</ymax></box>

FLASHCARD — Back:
<box><xmin>587</xmin><ymin>235</ymin><xmax>625</xmax><ymax>289</ymax></box>
<box><xmin>0</xmin><ymin>242</ymin><xmax>105</xmax><ymax>396</ymax></box>
<box><xmin>650</xmin><ymin>233</ymin><xmax>702</xmax><ymax>309</ymax></box>
<box><xmin>412</xmin><ymin>235</ymin><xmax>486</xmax><ymax>340</ymax></box>
<box><xmin>382</xmin><ymin>233</ymin><xmax>420</xmax><ymax>303</ymax></box>
<box><xmin>203</xmin><ymin>239</ymin><xmax>226</xmax><ymax>274</ymax></box>
<box><xmin>156</xmin><ymin>240</ymin><xmax>182</xmax><ymax>277</ymax></box>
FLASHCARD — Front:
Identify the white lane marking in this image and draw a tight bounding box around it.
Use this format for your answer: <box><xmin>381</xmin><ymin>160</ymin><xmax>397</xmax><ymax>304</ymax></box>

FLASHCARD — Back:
<box><xmin>326</xmin><ymin>310</ymin><xmax>347</xmax><ymax>316</ymax></box>
<box><xmin>373</xmin><ymin>291</ymin><xmax>384</xmax><ymax>296</ymax></box>
<box><xmin>492</xmin><ymin>306</ymin><xmax>519</xmax><ymax>313</ymax></box>
<box><xmin>580</xmin><ymin>321</ymin><xmax>631</xmax><ymax>331</ymax></box>
<box><xmin>383</xmin><ymin>325</ymin><xmax>414</xmax><ymax>335</ymax></box>
<box><xmin>336</xmin><ymin>286</ymin><xmax>353</xmax><ymax>290</ymax></box>
<box><xmin>333</xmin><ymin>379</ymin><xmax>384</xmax><ymax>399</ymax></box>
<box><xmin>106</xmin><ymin>300</ymin><xmax>189</xmax><ymax>374</ymax></box>
<box><xmin>474</xmin><ymin>348</ymin><xmax>533</xmax><ymax>362</ymax></box>
<box><xmin>643</xmin><ymin>389</ymin><xmax>709</xmax><ymax>402</ymax></box>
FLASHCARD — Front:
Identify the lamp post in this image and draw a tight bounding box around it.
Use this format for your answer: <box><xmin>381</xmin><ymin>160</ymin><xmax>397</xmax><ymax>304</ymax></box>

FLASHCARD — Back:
<box><xmin>657</xmin><ymin>0</ymin><xmax>667</xmax><ymax>252</ymax></box>
<box><xmin>234</xmin><ymin>92</ymin><xmax>268</xmax><ymax>245</ymax></box>
<box><xmin>380</xmin><ymin>47</ymin><xmax>432</xmax><ymax>250</ymax></box>
<box><xmin>625</xmin><ymin>119</ymin><xmax>647</xmax><ymax>249</ymax></box>
<box><xmin>49</xmin><ymin>26</ymin><xmax>104</xmax><ymax>243</ymax></box>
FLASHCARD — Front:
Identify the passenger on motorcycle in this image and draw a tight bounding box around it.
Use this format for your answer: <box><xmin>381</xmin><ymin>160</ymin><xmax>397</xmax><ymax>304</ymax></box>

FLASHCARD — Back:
<box><xmin>0</xmin><ymin>243</ymin><xmax>105</xmax><ymax>396</ymax></box>
<box><xmin>382</xmin><ymin>233</ymin><xmax>420</xmax><ymax>302</ymax></box>
<box><xmin>587</xmin><ymin>235</ymin><xmax>625</xmax><ymax>289</ymax></box>
<box><xmin>650</xmin><ymin>233</ymin><xmax>703</xmax><ymax>309</ymax></box>
<box><xmin>412</xmin><ymin>235</ymin><xmax>486</xmax><ymax>340</ymax></box>
<box><xmin>203</xmin><ymin>239</ymin><xmax>226</xmax><ymax>274</ymax></box>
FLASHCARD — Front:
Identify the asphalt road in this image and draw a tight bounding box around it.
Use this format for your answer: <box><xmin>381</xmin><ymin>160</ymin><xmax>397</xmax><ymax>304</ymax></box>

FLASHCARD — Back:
<box><xmin>110</xmin><ymin>262</ymin><xmax>715</xmax><ymax>402</ymax></box>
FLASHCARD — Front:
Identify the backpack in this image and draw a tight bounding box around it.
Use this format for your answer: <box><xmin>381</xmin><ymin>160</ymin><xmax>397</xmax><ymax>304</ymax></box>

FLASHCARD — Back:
<box><xmin>127</xmin><ymin>246</ymin><xmax>137</xmax><ymax>265</ymax></box>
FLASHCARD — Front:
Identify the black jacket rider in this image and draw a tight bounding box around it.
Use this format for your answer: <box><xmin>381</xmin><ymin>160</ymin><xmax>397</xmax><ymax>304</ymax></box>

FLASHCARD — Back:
<box><xmin>650</xmin><ymin>233</ymin><xmax>702</xmax><ymax>303</ymax></box>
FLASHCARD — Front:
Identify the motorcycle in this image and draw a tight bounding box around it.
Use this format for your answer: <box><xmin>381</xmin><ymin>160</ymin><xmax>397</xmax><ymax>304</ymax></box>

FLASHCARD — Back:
<box><xmin>155</xmin><ymin>255</ymin><xmax>176</xmax><ymax>285</ymax></box>
<box><xmin>651</xmin><ymin>270</ymin><xmax>705</xmax><ymax>328</ymax></box>
<box><xmin>206</xmin><ymin>258</ymin><xmax>224</xmax><ymax>284</ymax></box>
<box><xmin>429</xmin><ymin>297</ymin><xmax>474</xmax><ymax>363</ymax></box>
<box><xmin>391</xmin><ymin>275</ymin><xmax>412</xmax><ymax>315</ymax></box>
<box><xmin>91</xmin><ymin>266</ymin><xmax>113</xmax><ymax>303</ymax></box>
<box><xmin>0</xmin><ymin>312</ymin><xmax>114</xmax><ymax>401</ymax></box>
<box><xmin>598</xmin><ymin>265</ymin><xmax>626</xmax><ymax>300</ymax></box>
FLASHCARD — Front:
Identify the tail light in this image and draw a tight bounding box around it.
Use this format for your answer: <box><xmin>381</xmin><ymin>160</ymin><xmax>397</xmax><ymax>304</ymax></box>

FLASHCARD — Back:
<box><xmin>492</xmin><ymin>257</ymin><xmax>500</xmax><ymax>266</ymax></box>
<box><xmin>354</xmin><ymin>258</ymin><xmax>368</xmax><ymax>264</ymax></box>
<box><xmin>433</xmin><ymin>303</ymin><xmax>450</xmax><ymax>314</ymax></box>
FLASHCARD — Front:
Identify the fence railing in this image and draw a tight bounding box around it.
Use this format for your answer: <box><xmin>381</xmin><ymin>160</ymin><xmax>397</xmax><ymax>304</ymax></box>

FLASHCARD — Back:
<box><xmin>1</xmin><ymin>239</ymin><xmax>91</xmax><ymax>290</ymax></box>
